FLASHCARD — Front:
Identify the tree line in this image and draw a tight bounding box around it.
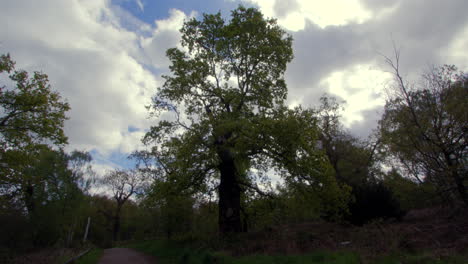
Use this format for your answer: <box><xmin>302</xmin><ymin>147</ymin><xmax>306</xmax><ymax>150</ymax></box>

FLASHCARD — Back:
<box><xmin>0</xmin><ymin>5</ymin><xmax>466</xmax><ymax>260</ymax></box>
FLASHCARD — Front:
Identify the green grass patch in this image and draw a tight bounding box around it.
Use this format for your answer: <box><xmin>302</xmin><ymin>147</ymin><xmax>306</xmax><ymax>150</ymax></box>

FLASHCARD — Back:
<box><xmin>126</xmin><ymin>239</ymin><xmax>468</xmax><ymax>264</ymax></box>
<box><xmin>126</xmin><ymin>239</ymin><xmax>360</xmax><ymax>264</ymax></box>
<box><xmin>372</xmin><ymin>253</ymin><xmax>468</xmax><ymax>264</ymax></box>
<box><xmin>127</xmin><ymin>240</ymin><xmax>205</xmax><ymax>263</ymax></box>
<box><xmin>74</xmin><ymin>248</ymin><xmax>103</xmax><ymax>264</ymax></box>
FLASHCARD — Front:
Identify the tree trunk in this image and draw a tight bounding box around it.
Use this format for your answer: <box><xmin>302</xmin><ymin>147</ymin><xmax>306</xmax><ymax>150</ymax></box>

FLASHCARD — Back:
<box><xmin>451</xmin><ymin>170</ymin><xmax>468</xmax><ymax>207</ymax></box>
<box><xmin>217</xmin><ymin>146</ymin><xmax>242</xmax><ymax>235</ymax></box>
<box><xmin>24</xmin><ymin>184</ymin><xmax>35</xmax><ymax>216</ymax></box>
<box><xmin>444</xmin><ymin>153</ymin><xmax>468</xmax><ymax>207</ymax></box>
<box><xmin>113</xmin><ymin>204</ymin><xmax>122</xmax><ymax>241</ymax></box>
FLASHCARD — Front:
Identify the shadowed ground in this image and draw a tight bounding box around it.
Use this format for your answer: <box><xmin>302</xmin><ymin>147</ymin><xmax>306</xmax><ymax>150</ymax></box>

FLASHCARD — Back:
<box><xmin>98</xmin><ymin>248</ymin><xmax>156</xmax><ymax>264</ymax></box>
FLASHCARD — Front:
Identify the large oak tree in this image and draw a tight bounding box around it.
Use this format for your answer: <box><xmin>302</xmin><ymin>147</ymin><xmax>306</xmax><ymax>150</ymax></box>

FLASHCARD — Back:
<box><xmin>142</xmin><ymin>6</ymin><xmax>347</xmax><ymax>234</ymax></box>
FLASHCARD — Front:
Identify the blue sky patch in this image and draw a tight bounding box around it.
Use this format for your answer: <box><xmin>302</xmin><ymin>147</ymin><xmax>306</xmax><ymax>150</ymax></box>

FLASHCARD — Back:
<box><xmin>114</xmin><ymin>0</ymin><xmax>244</xmax><ymax>25</ymax></box>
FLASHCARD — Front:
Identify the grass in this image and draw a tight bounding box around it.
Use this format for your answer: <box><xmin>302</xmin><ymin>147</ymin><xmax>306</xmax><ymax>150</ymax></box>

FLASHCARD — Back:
<box><xmin>372</xmin><ymin>253</ymin><xmax>468</xmax><ymax>264</ymax></box>
<box><xmin>74</xmin><ymin>248</ymin><xmax>104</xmax><ymax>264</ymax></box>
<box><xmin>126</xmin><ymin>239</ymin><xmax>468</xmax><ymax>264</ymax></box>
<box><xmin>126</xmin><ymin>239</ymin><xmax>360</xmax><ymax>264</ymax></box>
<box><xmin>127</xmin><ymin>239</ymin><xmax>202</xmax><ymax>263</ymax></box>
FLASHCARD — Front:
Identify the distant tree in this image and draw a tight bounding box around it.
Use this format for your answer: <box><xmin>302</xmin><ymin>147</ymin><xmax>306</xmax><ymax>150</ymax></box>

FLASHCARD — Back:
<box><xmin>0</xmin><ymin>147</ymin><xmax>94</xmax><ymax>248</ymax></box>
<box><xmin>27</xmin><ymin>148</ymin><xmax>93</xmax><ymax>245</ymax></box>
<box><xmin>101</xmin><ymin>169</ymin><xmax>145</xmax><ymax>241</ymax></box>
<box><xmin>316</xmin><ymin>95</ymin><xmax>380</xmax><ymax>186</ymax></box>
<box><xmin>88</xmin><ymin>195</ymin><xmax>116</xmax><ymax>247</ymax></box>
<box><xmin>380</xmin><ymin>52</ymin><xmax>467</xmax><ymax>206</ymax></box>
<box><xmin>316</xmin><ymin>95</ymin><xmax>402</xmax><ymax>224</ymax></box>
<box><xmin>384</xmin><ymin>168</ymin><xmax>439</xmax><ymax>211</ymax></box>
<box><xmin>142</xmin><ymin>6</ymin><xmax>348</xmax><ymax>234</ymax></box>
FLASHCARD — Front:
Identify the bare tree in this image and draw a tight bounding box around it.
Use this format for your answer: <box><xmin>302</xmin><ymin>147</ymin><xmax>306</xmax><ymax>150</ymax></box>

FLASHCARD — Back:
<box><xmin>380</xmin><ymin>49</ymin><xmax>467</xmax><ymax>206</ymax></box>
<box><xmin>102</xmin><ymin>169</ymin><xmax>145</xmax><ymax>241</ymax></box>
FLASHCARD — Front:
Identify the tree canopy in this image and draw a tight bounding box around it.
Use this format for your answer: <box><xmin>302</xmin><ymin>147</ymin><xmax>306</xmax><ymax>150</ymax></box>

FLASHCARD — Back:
<box><xmin>0</xmin><ymin>54</ymin><xmax>69</xmax><ymax>148</ymax></box>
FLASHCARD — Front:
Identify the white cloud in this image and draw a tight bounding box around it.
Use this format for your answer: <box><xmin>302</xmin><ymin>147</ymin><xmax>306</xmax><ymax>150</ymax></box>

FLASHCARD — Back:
<box><xmin>0</xmin><ymin>0</ymin><xmax>191</xmax><ymax>168</ymax></box>
<box><xmin>243</xmin><ymin>0</ymin><xmax>372</xmax><ymax>30</ymax></box>
<box><xmin>141</xmin><ymin>9</ymin><xmax>196</xmax><ymax>68</ymax></box>
<box><xmin>320</xmin><ymin>64</ymin><xmax>391</xmax><ymax>126</ymax></box>
<box><xmin>91</xmin><ymin>161</ymin><xmax>117</xmax><ymax>178</ymax></box>
<box><xmin>1</xmin><ymin>0</ymin><xmax>467</xmax><ymax>172</ymax></box>
<box><xmin>278</xmin><ymin>0</ymin><xmax>468</xmax><ymax>137</ymax></box>
<box><xmin>442</xmin><ymin>25</ymin><xmax>468</xmax><ymax>70</ymax></box>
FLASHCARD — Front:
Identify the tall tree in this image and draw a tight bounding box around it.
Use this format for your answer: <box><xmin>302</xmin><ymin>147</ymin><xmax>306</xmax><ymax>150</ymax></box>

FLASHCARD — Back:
<box><xmin>380</xmin><ymin>53</ymin><xmax>467</xmax><ymax>206</ymax></box>
<box><xmin>142</xmin><ymin>6</ymin><xmax>347</xmax><ymax>234</ymax></box>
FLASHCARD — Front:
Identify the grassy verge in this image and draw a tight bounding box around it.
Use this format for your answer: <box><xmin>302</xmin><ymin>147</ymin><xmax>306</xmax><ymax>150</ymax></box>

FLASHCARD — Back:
<box><xmin>126</xmin><ymin>239</ymin><xmax>360</xmax><ymax>264</ymax></box>
<box><xmin>74</xmin><ymin>248</ymin><xmax>104</xmax><ymax>264</ymax></box>
<box><xmin>372</xmin><ymin>253</ymin><xmax>468</xmax><ymax>264</ymax></box>
<box><xmin>126</xmin><ymin>239</ymin><xmax>468</xmax><ymax>264</ymax></box>
<box><xmin>127</xmin><ymin>240</ymin><xmax>205</xmax><ymax>263</ymax></box>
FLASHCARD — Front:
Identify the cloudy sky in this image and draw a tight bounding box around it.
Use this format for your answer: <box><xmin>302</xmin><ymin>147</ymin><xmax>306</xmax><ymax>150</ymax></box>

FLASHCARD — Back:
<box><xmin>1</xmin><ymin>0</ymin><xmax>467</xmax><ymax>175</ymax></box>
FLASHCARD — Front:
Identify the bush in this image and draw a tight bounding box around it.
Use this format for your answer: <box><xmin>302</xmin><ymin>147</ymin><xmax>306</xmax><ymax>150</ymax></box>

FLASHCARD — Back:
<box><xmin>347</xmin><ymin>182</ymin><xmax>403</xmax><ymax>225</ymax></box>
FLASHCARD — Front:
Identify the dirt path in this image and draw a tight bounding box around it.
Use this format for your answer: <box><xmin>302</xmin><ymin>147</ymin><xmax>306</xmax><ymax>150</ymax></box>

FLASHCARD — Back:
<box><xmin>98</xmin><ymin>248</ymin><xmax>156</xmax><ymax>264</ymax></box>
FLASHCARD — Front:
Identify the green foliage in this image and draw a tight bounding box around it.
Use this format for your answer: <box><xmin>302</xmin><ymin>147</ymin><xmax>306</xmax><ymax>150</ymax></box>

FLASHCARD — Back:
<box><xmin>86</xmin><ymin>195</ymin><xmax>115</xmax><ymax>247</ymax></box>
<box><xmin>0</xmin><ymin>53</ymin><xmax>75</xmax><ymax>219</ymax></box>
<box><xmin>142</xmin><ymin>5</ymin><xmax>296</xmax><ymax>191</ymax></box>
<box><xmin>242</xmin><ymin>185</ymin><xmax>337</xmax><ymax>231</ymax></box>
<box><xmin>0</xmin><ymin>53</ymin><xmax>69</xmax><ymax>148</ymax></box>
<box><xmin>384</xmin><ymin>169</ymin><xmax>439</xmax><ymax>211</ymax></box>
<box><xmin>0</xmin><ymin>148</ymin><xmax>94</xmax><ymax>258</ymax></box>
<box><xmin>0</xmin><ymin>54</ymin><xmax>90</xmax><ymax>258</ymax></box>
<box><xmin>142</xmin><ymin>189</ymin><xmax>196</xmax><ymax>239</ymax></box>
<box><xmin>83</xmin><ymin>194</ymin><xmax>157</xmax><ymax>247</ymax></box>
